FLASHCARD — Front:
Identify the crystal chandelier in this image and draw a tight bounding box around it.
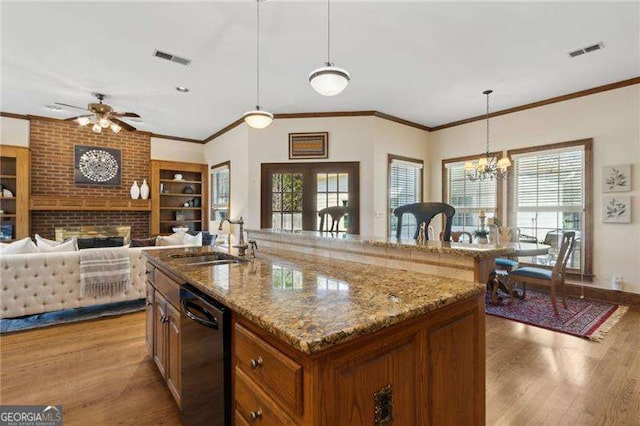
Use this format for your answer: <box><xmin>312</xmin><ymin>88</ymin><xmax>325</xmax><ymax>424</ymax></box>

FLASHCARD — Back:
<box><xmin>465</xmin><ymin>90</ymin><xmax>511</xmax><ymax>181</ymax></box>
<box><xmin>243</xmin><ymin>0</ymin><xmax>273</xmax><ymax>129</ymax></box>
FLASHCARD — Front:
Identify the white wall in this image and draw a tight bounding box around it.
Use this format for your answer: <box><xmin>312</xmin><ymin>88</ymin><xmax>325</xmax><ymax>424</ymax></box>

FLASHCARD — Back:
<box><xmin>204</xmin><ymin>116</ymin><xmax>429</xmax><ymax>236</ymax></box>
<box><xmin>0</xmin><ymin>117</ymin><xmax>30</xmax><ymax>147</ymax></box>
<box><xmin>429</xmin><ymin>85</ymin><xmax>640</xmax><ymax>293</ymax></box>
<box><xmin>150</xmin><ymin>136</ymin><xmax>205</xmax><ymax>163</ymax></box>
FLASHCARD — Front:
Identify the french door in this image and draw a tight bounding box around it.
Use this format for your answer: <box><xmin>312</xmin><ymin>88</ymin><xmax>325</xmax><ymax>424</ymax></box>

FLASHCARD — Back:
<box><xmin>260</xmin><ymin>162</ymin><xmax>360</xmax><ymax>234</ymax></box>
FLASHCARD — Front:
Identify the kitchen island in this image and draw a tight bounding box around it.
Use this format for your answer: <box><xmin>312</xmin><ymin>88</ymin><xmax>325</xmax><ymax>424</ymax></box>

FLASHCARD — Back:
<box><xmin>144</xmin><ymin>245</ymin><xmax>486</xmax><ymax>425</ymax></box>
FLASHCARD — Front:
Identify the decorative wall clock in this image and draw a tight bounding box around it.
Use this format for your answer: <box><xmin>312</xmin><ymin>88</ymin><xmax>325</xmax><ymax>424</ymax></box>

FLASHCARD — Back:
<box><xmin>74</xmin><ymin>145</ymin><xmax>122</xmax><ymax>186</ymax></box>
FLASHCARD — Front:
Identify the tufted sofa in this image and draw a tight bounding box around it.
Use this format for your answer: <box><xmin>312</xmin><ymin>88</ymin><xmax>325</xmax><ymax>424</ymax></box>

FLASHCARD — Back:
<box><xmin>0</xmin><ymin>246</ymin><xmax>183</xmax><ymax>319</ymax></box>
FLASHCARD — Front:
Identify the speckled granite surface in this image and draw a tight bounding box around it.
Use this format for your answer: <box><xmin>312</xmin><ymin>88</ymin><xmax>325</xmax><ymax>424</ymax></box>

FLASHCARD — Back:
<box><xmin>144</xmin><ymin>246</ymin><xmax>484</xmax><ymax>355</ymax></box>
<box><xmin>247</xmin><ymin>229</ymin><xmax>515</xmax><ymax>258</ymax></box>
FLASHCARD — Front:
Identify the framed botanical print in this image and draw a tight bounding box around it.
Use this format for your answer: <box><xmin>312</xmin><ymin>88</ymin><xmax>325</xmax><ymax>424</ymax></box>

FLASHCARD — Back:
<box><xmin>602</xmin><ymin>195</ymin><xmax>631</xmax><ymax>223</ymax></box>
<box><xmin>603</xmin><ymin>164</ymin><xmax>631</xmax><ymax>192</ymax></box>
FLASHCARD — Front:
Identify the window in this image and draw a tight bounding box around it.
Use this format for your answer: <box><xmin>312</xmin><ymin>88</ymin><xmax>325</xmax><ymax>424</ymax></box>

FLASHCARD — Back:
<box><xmin>261</xmin><ymin>162</ymin><xmax>360</xmax><ymax>233</ymax></box>
<box><xmin>210</xmin><ymin>162</ymin><xmax>230</xmax><ymax>221</ymax></box>
<box><xmin>507</xmin><ymin>139</ymin><xmax>592</xmax><ymax>275</ymax></box>
<box><xmin>442</xmin><ymin>153</ymin><xmax>502</xmax><ymax>234</ymax></box>
<box><xmin>388</xmin><ymin>155</ymin><xmax>423</xmax><ymax>238</ymax></box>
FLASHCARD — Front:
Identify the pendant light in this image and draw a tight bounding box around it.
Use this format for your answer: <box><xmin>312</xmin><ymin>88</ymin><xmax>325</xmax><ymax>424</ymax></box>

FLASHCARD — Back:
<box><xmin>243</xmin><ymin>0</ymin><xmax>273</xmax><ymax>129</ymax></box>
<box><xmin>309</xmin><ymin>0</ymin><xmax>350</xmax><ymax>96</ymax></box>
<box><xmin>464</xmin><ymin>90</ymin><xmax>511</xmax><ymax>181</ymax></box>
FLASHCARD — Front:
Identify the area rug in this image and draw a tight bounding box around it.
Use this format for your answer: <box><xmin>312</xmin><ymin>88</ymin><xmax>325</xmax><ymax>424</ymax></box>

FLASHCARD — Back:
<box><xmin>485</xmin><ymin>289</ymin><xmax>628</xmax><ymax>341</ymax></box>
<box><xmin>0</xmin><ymin>299</ymin><xmax>145</xmax><ymax>334</ymax></box>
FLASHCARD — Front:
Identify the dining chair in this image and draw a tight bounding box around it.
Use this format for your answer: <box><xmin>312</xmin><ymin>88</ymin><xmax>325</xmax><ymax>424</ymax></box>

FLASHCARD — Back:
<box><xmin>495</xmin><ymin>227</ymin><xmax>521</xmax><ymax>272</ymax></box>
<box><xmin>393</xmin><ymin>202</ymin><xmax>456</xmax><ymax>240</ymax></box>
<box><xmin>439</xmin><ymin>230</ymin><xmax>472</xmax><ymax>243</ymax></box>
<box><xmin>318</xmin><ymin>206</ymin><xmax>350</xmax><ymax>233</ymax></box>
<box><xmin>507</xmin><ymin>231</ymin><xmax>576</xmax><ymax>315</ymax></box>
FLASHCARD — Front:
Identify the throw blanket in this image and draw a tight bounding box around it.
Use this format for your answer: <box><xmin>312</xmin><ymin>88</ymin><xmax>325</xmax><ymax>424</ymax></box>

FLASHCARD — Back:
<box><xmin>80</xmin><ymin>247</ymin><xmax>132</xmax><ymax>297</ymax></box>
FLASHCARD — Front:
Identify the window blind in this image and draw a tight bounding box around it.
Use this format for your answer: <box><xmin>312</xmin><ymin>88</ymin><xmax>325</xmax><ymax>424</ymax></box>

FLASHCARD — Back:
<box><xmin>445</xmin><ymin>161</ymin><xmax>497</xmax><ymax>211</ymax></box>
<box><xmin>514</xmin><ymin>148</ymin><xmax>584</xmax><ymax>212</ymax></box>
<box><xmin>389</xmin><ymin>158</ymin><xmax>423</xmax><ymax>238</ymax></box>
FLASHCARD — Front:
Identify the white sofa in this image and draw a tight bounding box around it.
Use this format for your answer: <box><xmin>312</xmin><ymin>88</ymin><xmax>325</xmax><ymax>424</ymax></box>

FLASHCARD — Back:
<box><xmin>1</xmin><ymin>246</ymin><xmax>182</xmax><ymax>319</ymax></box>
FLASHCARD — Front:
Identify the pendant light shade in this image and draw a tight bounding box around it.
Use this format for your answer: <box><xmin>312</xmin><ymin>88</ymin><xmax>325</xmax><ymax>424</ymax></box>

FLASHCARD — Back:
<box><xmin>243</xmin><ymin>108</ymin><xmax>274</xmax><ymax>129</ymax></box>
<box><xmin>309</xmin><ymin>0</ymin><xmax>350</xmax><ymax>96</ymax></box>
<box><xmin>243</xmin><ymin>0</ymin><xmax>273</xmax><ymax>129</ymax></box>
<box><xmin>309</xmin><ymin>64</ymin><xmax>351</xmax><ymax>96</ymax></box>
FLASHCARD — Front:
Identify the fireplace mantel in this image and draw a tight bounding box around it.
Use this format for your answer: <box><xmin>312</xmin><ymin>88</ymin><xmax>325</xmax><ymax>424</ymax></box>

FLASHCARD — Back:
<box><xmin>30</xmin><ymin>196</ymin><xmax>151</xmax><ymax>212</ymax></box>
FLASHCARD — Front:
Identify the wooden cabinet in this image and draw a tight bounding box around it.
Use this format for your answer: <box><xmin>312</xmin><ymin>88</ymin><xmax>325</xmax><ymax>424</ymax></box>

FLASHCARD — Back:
<box><xmin>150</xmin><ymin>160</ymin><xmax>209</xmax><ymax>236</ymax></box>
<box><xmin>146</xmin><ymin>265</ymin><xmax>182</xmax><ymax>409</ymax></box>
<box><xmin>233</xmin><ymin>293</ymin><xmax>485</xmax><ymax>425</ymax></box>
<box><xmin>0</xmin><ymin>145</ymin><xmax>29</xmax><ymax>241</ymax></box>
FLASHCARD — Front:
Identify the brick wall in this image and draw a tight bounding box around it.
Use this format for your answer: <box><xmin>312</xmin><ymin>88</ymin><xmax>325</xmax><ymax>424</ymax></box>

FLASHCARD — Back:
<box><xmin>29</xmin><ymin>118</ymin><xmax>152</xmax><ymax>237</ymax></box>
<box><xmin>31</xmin><ymin>212</ymin><xmax>150</xmax><ymax>240</ymax></box>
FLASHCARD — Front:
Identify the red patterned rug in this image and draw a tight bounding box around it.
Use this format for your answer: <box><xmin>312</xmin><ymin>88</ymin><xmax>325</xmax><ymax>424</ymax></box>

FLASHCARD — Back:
<box><xmin>485</xmin><ymin>289</ymin><xmax>628</xmax><ymax>341</ymax></box>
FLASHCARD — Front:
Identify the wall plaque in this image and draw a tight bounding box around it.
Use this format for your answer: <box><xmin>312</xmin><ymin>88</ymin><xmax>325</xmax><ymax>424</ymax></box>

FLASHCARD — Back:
<box><xmin>289</xmin><ymin>132</ymin><xmax>329</xmax><ymax>159</ymax></box>
<box><xmin>74</xmin><ymin>145</ymin><xmax>122</xmax><ymax>186</ymax></box>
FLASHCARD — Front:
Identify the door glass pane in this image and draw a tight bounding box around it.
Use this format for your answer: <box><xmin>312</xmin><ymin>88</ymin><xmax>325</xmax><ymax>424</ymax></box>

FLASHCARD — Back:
<box><xmin>339</xmin><ymin>173</ymin><xmax>348</xmax><ymax>192</ymax></box>
<box><xmin>317</xmin><ymin>173</ymin><xmax>327</xmax><ymax>192</ymax></box>
<box><xmin>328</xmin><ymin>173</ymin><xmax>338</xmax><ymax>192</ymax></box>
<box><xmin>317</xmin><ymin>172</ymin><xmax>350</xmax><ymax>233</ymax></box>
<box><xmin>270</xmin><ymin>173</ymin><xmax>303</xmax><ymax>231</ymax></box>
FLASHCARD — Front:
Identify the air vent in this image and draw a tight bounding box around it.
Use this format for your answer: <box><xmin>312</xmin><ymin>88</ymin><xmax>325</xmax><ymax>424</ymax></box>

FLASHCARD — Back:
<box><xmin>568</xmin><ymin>42</ymin><xmax>604</xmax><ymax>58</ymax></box>
<box><xmin>153</xmin><ymin>49</ymin><xmax>192</xmax><ymax>66</ymax></box>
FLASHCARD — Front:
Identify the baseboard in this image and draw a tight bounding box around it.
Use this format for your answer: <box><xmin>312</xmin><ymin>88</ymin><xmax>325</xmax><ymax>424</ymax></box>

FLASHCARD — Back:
<box><xmin>524</xmin><ymin>282</ymin><xmax>640</xmax><ymax>307</ymax></box>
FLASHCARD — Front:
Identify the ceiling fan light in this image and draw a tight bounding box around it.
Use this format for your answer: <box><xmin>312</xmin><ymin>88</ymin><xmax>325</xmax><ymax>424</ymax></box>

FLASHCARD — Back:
<box><xmin>309</xmin><ymin>65</ymin><xmax>350</xmax><ymax>96</ymax></box>
<box><xmin>92</xmin><ymin>123</ymin><xmax>102</xmax><ymax>133</ymax></box>
<box><xmin>243</xmin><ymin>109</ymin><xmax>273</xmax><ymax>129</ymax></box>
<box><xmin>110</xmin><ymin>122</ymin><xmax>122</xmax><ymax>134</ymax></box>
<box><xmin>99</xmin><ymin>117</ymin><xmax>110</xmax><ymax>128</ymax></box>
<box><xmin>77</xmin><ymin>117</ymin><xmax>91</xmax><ymax>126</ymax></box>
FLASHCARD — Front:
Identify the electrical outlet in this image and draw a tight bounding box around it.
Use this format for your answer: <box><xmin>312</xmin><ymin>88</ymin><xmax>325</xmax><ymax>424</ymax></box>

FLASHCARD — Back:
<box><xmin>611</xmin><ymin>275</ymin><xmax>623</xmax><ymax>291</ymax></box>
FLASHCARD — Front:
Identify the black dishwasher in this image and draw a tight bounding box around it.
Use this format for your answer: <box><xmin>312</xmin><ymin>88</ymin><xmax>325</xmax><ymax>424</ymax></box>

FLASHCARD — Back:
<box><xmin>180</xmin><ymin>285</ymin><xmax>231</xmax><ymax>426</ymax></box>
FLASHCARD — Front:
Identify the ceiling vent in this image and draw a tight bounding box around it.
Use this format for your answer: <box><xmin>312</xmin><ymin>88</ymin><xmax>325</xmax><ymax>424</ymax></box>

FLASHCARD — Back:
<box><xmin>153</xmin><ymin>49</ymin><xmax>191</xmax><ymax>66</ymax></box>
<box><xmin>568</xmin><ymin>42</ymin><xmax>604</xmax><ymax>58</ymax></box>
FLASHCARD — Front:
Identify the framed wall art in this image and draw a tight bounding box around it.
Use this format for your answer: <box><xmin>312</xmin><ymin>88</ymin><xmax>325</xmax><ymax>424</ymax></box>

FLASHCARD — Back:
<box><xmin>289</xmin><ymin>132</ymin><xmax>329</xmax><ymax>159</ymax></box>
<box><xmin>602</xmin><ymin>164</ymin><xmax>631</xmax><ymax>192</ymax></box>
<box><xmin>602</xmin><ymin>195</ymin><xmax>631</xmax><ymax>224</ymax></box>
<box><xmin>74</xmin><ymin>145</ymin><xmax>122</xmax><ymax>186</ymax></box>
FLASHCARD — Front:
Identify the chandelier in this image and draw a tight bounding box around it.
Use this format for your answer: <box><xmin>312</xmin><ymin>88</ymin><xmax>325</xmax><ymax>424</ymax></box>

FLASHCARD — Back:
<box><xmin>308</xmin><ymin>0</ymin><xmax>350</xmax><ymax>96</ymax></box>
<box><xmin>464</xmin><ymin>90</ymin><xmax>511</xmax><ymax>181</ymax></box>
<box><xmin>243</xmin><ymin>0</ymin><xmax>274</xmax><ymax>129</ymax></box>
<box><xmin>77</xmin><ymin>115</ymin><xmax>122</xmax><ymax>134</ymax></box>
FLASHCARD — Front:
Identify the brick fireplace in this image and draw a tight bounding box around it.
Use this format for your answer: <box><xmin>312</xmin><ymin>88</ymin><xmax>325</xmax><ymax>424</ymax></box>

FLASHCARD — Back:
<box><xmin>28</xmin><ymin>117</ymin><xmax>151</xmax><ymax>239</ymax></box>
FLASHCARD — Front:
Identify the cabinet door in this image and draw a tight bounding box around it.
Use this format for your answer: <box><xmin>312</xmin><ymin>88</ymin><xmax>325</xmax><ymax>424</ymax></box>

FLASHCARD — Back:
<box><xmin>166</xmin><ymin>302</ymin><xmax>182</xmax><ymax>408</ymax></box>
<box><xmin>145</xmin><ymin>283</ymin><xmax>155</xmax><ymax>357</ymax></box>
<box><xmin>153</xmin><ymin>294</ymin><xmax>167</xmax><ymax>379</ymax></box>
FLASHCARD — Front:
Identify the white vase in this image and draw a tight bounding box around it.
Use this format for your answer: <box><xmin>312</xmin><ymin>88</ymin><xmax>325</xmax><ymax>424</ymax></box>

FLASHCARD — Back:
<box><xmin>140</xmin><ymin>179</ymin><xmax>150</xmax><ymax>200</ymax></box>
<box><xmin>130</xmin><ymin>181</ymin><xmax>140</xmax><ymax>199</ymax></box>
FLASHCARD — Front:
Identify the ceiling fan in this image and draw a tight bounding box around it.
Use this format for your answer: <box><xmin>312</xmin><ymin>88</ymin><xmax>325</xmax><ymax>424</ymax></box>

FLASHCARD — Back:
<box><xmin>55</xmin><ymin>93</ymin><xmax>140</xmax><ymax>134</ymax></box>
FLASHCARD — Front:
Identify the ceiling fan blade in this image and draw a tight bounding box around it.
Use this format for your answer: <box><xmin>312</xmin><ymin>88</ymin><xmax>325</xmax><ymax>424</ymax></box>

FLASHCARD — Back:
<box><xmin>64</xmin><ymin>114</ymin><xmax>92</xmax><ymax>122</ymax></box>
<box><xmin>54</xmin><ymin>102</ymin><xmax>89</xmax><ymax>111</ymax></box>
<box><xmin>112</xmin><ymin>112</ymin><xmax>140</xmax><ymax>118</ymax></box>
<box><xmin>111</xmin><ymin>117</ymin><xmax>136</xmax><ymax>132</ymax></box>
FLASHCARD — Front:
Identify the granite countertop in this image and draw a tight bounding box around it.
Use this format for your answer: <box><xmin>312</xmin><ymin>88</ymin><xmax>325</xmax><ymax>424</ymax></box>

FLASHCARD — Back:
<box><xmin>144</xmin><ymin>245</ymin><xmax>485</xmax><ymax>355</ymax></box>
<box><xmin>247</xmin><ymin>228</ymin><xmax>515</xmax><ymax>258</ymax></box>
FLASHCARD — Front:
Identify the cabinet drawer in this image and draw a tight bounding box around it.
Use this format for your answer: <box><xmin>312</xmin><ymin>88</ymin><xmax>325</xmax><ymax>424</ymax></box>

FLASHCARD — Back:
<box><xmin>235</xmin><ymin>368</ymin><xmax>296</xmax><ymax>426</ymax></box>
<box><xmin>154</xmin><ymin>269</ymin><xmax>181</xmax><ymax>309</ymax></box>
<box><xmin>235</xmin><ymin>325</ymin><xmax>303</xmax><ymax>415</ymax></box>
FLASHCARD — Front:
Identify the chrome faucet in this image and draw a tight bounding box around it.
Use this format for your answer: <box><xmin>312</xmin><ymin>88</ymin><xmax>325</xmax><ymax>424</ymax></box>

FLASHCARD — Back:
<box><xmin>219</xmin><ymin>217</ymin><xmax>249</xmax><ymax>256</ymax></box>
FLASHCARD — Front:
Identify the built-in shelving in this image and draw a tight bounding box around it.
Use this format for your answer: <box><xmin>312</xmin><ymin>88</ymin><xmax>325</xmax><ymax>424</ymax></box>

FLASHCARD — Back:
<box><xmin>0</xmin><ymin>146</ymin><xmax>29</xmax><ymax>241</ymax></box>
<box><xmin>151</xmin><ymin>160</ymin><xmax>209</xmax><ymax>235</ymax></box>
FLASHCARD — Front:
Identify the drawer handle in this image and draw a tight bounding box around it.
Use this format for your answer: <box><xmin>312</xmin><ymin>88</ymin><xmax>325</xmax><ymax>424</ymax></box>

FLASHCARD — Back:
<box><xmin>249</xmin><ymin>356</ymin><xmax>263</xmax><ymax>369</ymax></box>
<box><xmin>249</xmin><ymin>408</ymin><xmax>263</xmax><ymax>421</ymax></box>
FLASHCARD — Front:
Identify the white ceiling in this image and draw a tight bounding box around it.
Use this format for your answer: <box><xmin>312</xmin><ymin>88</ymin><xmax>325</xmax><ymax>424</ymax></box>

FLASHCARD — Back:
<box><xmin>1</xmin><ymin>1</ymin><xmax>639</xmax><ymax>140</ymax></box>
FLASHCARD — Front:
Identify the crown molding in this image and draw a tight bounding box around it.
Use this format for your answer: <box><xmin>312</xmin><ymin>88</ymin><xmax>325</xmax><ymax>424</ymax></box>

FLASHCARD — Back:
<box><xmin>430</xmin><ymin>76</ymin><xmax>640</xmax><ymax>132</ymax></box>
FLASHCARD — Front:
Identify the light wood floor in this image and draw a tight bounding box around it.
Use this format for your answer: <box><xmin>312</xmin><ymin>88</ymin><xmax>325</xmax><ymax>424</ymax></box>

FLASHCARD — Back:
<box><xmin>1</xmin><ymin>308</ymin><xmax>639</xmax><ymax>425</ymax></box>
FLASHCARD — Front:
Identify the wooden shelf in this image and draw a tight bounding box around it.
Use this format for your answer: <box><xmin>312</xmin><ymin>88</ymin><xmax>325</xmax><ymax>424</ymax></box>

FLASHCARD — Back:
<box><xmin>0</xmin><ymin>146</ymin><xmax>28</xmax><ymax>240</ymax></box>
<box><xmin>160</xmin><ymin>193</ymin><xmax>203</xmax><ymax>197</ymax></box>
<box><xmin>160</xmin><ymin>207</ymin><xmax>202</xmax><ymax>210</ymax></box>
<box><xmin>0</xmin><ymin>214</ymin><xmax>17</xmax><ymax>218</ymax></box>
<box><xmin>160</xmin><ymin>179</ymin><xmax>202</xmax><ymax>184</ymax></box>
<box><xmin>0</xmin><ymin>175</ymin><xmax>17</xmax><ymax>179</ymax></box>
<box><xmin>0</xmin><ymin>197</ymin><xmax>16</xmax><ymax>200</ymax></box>
<box><xmin>30</xmin><ymin>196</ymin><xmax>152</xmax><ymax>211</ymax></box>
